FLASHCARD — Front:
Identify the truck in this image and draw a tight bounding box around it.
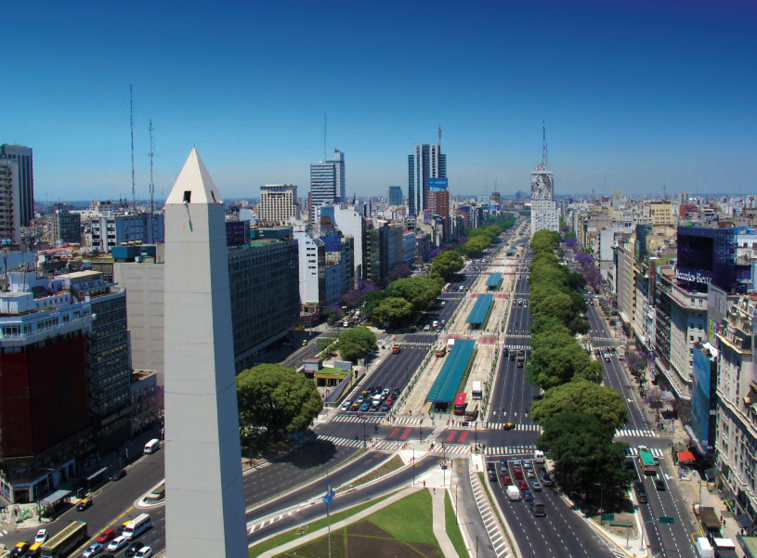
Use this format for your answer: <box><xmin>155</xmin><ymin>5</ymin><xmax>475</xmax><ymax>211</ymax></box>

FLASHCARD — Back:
<box><xmin>506</xmin><ymin>485</ymin><xmax>520</xmax><ymax>501</ymax></box>
<box><xmin>447</xmin><ymin>338</ymin><xmax>456</xmax><ymax>351</ymax></box>
<box><xmin>471</xmin><ymin>381</ymin><xmax>482</xmax><ymax>400</ymax></box>
<box><xmin>534</xmin><ymin>449</ymin><xmax>545</xmax><ymax>464</ymax></box>
<box><xmin>693</xmin><ymin>504</ymin><xmax>722</xmax><ymax>536</ymax></box>
<box><xmin>695</xmin><ymin>537</ymin><xmax>714</xmax><ymax>558</ymax></box>
<box><xmin>464</xmin><ymin>403</ymin><xmax>479</xmax><ymax>421</ymax></box>
<box><xmin>392</xmin><ymin>342</ymin><xmax>401</xmax><ymax>354</ymax></box>
<box><xmin>638</xmin><ymin>446</ymin><xmax>657</xmax><ymax>474</ymax></box>
<box><xmin>712</xmin><ymin>538</ymin><xmax>738</xmax><ymax>558</ymax></box>
<box><xmin>435</xmin><ymin>344</ymin><xmax>447</xmax><ymax>357</ymax></box>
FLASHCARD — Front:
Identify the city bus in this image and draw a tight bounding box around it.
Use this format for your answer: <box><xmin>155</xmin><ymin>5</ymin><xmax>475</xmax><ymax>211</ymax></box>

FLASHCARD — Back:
<box><xmin>434</xmin><ymin>344</ymin><xmax>447</xmax><ymax>357</ymax></box>
<box><xmin>464</xmin><ymin>403</ymin><xmax>479</xmax><ymax>421</ymax></box>
<box><xmin>41</xmin><ymin>521</ymin><xmax>88</xmax><ymax>558</ymax></box>
<box><xmin>453</xmin><ymin>392</ymin><xmax>467</xmax><ymax>416</ymax></box>
<box><xmin>638</xmin><ymin>446</ymin><xmax>657</xmax><ymax>474</ymax></box>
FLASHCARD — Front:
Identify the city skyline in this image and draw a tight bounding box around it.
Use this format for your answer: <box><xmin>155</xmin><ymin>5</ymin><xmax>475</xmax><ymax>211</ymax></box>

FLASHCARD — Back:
<box><xmin>3</xmin><ymin>0</ymin><xmax>755</xmax><ymax>201</ymax></box>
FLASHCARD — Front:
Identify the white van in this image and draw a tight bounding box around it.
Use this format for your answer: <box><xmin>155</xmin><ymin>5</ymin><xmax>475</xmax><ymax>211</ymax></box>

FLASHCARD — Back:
<box><xmin>534</xmin><ymin>450</ymin><xmax>545</xmax><ymax>464</ymax></box>
<box><xmin>144</xmin><ymin>439</ymin><xmax>160</xmax><ymax>454</ymax></box>
<box><xmin>123</xmin><ymin>513</ymin><xmax>152</xmax><ymax>540</ymax></box>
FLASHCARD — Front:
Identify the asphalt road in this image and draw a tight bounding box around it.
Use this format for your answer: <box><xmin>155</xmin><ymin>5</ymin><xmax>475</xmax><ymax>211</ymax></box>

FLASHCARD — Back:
<box><xmin>247</xmin><ymin>452</ymin><xmax>444</xmax><ymax>545</ymax></box>
<box><xmin>1</xmin><ymin>448</ymin><xmax>166</xmax><ymax>554</ymax></box>
<box><xmin>454</xmin><ymin>458</ymin><xmax>495</xmax><ymax>558</ymax></box>
<box><xmin>486</xmin><ymin>457</ymin><xmax>616</xmax><ymax>558</ymax></box>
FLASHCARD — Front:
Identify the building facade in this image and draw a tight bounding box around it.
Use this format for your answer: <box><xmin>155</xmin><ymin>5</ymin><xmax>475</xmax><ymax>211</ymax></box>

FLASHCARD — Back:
<box><xmin>387</xmin><ymin>186</ymin><xmax>403</xmax><ymax>206</ymax></box>
<box><xmin>310</xmin><ymin>149</ymin><xmax>346</xmax><ymax>223</ymax></box>
<box><xmin>51</xmin><ymin>208</ymin><xmax>82</xmax><ymax>244</ymax></box>
<box><xmin>257</xmin><ymin>184</ymin><xmax>298</xmax><ymax>226</ymax></box>
<box><xmin>0</xmin><ymin>158</ymin><xmax>21</xmax><ymax>244</ymax></box>
<box><xmin>408</xmin><ymin>144</ymin><xmax>446</xmax><ymax>217</ymax></box>
<box><xmin>0</xmin><ymin>145</ymin><xmax>33</xmax><ymax>227</ymax></box>
<box><xmin>91</xmin><ymin>213</ymin><xmax>165</xmax><ymax>253</ymax></box>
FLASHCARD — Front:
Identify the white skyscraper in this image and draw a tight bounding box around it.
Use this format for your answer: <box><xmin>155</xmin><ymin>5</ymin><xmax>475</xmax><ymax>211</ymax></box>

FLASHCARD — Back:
<box><xmin>310</xmin><ymin>149</ymin><xmax>346</xmax><ymax>223</ymax></box>
<box><xmin>163</xmin><ymin>149</ymin><xmax>248</xmax><ymax>557</ymax></box>
<box><xmin>530</xmin><ymin>125</ymin><xmax>560</xmax><ymax>237</ymax></box>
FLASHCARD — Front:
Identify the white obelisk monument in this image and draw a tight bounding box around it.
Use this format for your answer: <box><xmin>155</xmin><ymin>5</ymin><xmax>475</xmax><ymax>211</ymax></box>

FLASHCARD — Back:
<box><xmin>163</xmin><ymin>149</ymin><xmax>248</xmax><ymax>557</ymax></box>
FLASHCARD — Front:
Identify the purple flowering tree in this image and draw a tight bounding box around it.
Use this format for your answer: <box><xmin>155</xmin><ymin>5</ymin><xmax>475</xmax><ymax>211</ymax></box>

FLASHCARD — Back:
<box><xmin>564</xmin><ymin>237</ymin><xmax>578</xmax><ymax>250</ymax></box>
<box><xmin>144</xmin><ymin>385</ymin><xmax>165</xmax><ymax>425</ymax></box>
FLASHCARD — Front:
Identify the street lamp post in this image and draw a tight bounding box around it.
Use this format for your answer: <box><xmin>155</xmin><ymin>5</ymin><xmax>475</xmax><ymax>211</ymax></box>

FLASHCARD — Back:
<box><xmin>412</xmin><ymin>448</ymin><xmax>415</xmax><ymax>486</ymax></box>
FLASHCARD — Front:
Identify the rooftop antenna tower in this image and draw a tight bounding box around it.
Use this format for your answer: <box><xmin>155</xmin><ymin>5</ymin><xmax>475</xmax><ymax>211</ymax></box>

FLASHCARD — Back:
<box><xmin>438</xmin><ymin>125</ymin><xmax>442</xmax><ymax>148</ymax></box>
<box><xmin>323</xmin><ymin>113</ymin><xmax>327</xmax><ymax>161</ymax></box>
<box><xmin>541</xmin><ymin>121</ymin><xmax>548</xmax><ymax>168</ymax></box>
<box><xmin>663</xmin><ymin>184</ymin><xmax>666</xmax><ymax>200</ymax></box>
<box><xmin>130</xmin><ymin>84</ymin><xmax>136</xmax><ymax>212</ymax></box>
<box><xmin>149</xmin><ymin>119</ymin><xmax>155</xmax><ymax>233</ymax></box>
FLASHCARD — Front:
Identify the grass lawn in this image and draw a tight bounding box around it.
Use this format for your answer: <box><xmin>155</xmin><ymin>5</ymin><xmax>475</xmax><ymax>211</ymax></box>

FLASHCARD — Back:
<box><xmin>249</xmin><ymin>491</ymin><xmax>397</xmax><ymax>557</ymax></box>
<box><xmin>445</xmin><ymin>490</ymin><xmax>467</xmax><ymax>557</ymax></box>
<box><xmin>267</xmin><ymin>489</ymin><xmax>446</xmax><ymax>558</ymax></box>
<box><xmin>368</xmin><ymin>489</ymin><xmax>436</xmax><ymax>546</ymax></box>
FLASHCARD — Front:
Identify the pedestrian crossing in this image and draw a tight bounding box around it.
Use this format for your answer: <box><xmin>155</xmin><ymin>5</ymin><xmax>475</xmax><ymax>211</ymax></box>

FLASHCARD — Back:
<box><xmin>502</xmin><ymin>344</ymin><xmax>530</xmax><ymax>350</ymax></box>
<box><xmin>331</xmin><ymin>414</ymin><xmax>425</xmax><ymax>426</ymax></box>
<box><xmin>485</xmin><ymin>445</ymin><xmax>537</xmax><ymax>456</ymax></box>
<box><xmin>400</xmin><ymin>341</ymin><xmax>435</xmax><ymax>347</ymax></box>
<box><xmin>483</xmin><ymin>422</ymin><xmax>543</xmax><ymax>432</ymax></box>
<box><xmin>615</xmin><ymin>429</ymin><xmax>659</xmax><ymax>438</ymax></box>
<box><xmin>625</xmin><ymin>447</ymin><xmax>664</xmax><ymax>458</ymax></box>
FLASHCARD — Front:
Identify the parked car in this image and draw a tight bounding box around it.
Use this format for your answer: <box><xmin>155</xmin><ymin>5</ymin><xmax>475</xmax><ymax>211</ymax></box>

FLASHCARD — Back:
<box><xmin>637</xmin><ymin>491</ymin><xmax>648</xmax><ymax>504</ymax></box>
<box><xmin>341</xmin><ymin>400</ymin><xmax>352</xmax><ymax>411</ymax></box>
<box><xmin>360</xmin><ymin>402</ymin><xmax>370</xmax><ymax>412</ymax></box>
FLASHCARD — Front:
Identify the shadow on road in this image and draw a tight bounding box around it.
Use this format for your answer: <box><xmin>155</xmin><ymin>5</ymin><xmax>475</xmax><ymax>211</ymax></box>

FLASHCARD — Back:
<box><xmin>277</xmin><ymin>441</ymin><xmax>340</xmax><ymax>470</ymax></box>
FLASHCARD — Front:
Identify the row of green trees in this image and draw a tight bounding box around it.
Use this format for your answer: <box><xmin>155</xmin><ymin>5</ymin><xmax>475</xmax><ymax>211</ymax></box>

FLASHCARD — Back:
<box><xmin>362</xmin><ymin>273</ymin><xmax>447</xmax><ymax>328</ymax></box>
<box><xmin>527</xmin><ymin>229</ymin><xmax>633</xmax><ymax>507</ymax></box>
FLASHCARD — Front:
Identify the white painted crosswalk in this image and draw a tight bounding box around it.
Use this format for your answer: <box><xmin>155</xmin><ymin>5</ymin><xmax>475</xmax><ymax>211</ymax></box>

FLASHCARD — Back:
<box><xmin>615</xmin><ymin>429</ymin><xmax>659</xmax><ymax>438</ymax></box>
<box><xmin>625</xmin><ymin>447</ymin><xmax>664</xmax><ymax>458</ymax></box>
<box><xmin>483</xmin><ymin>422</ymin><xmax>543</xmax><ymax>432</ymax></box>
<box><xmin>485</xmin><ymin>445</ymin><xmax>537</xmax><ymax>456</ymax></box>
<box><xmin>331</xmin><ymin>414</ymin><xmax>426</xmax><ymax>427</ymax></box>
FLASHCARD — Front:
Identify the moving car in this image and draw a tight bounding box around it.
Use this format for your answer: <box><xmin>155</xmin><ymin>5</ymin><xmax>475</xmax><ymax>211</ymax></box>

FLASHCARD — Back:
<box><xmin>77</xmin><ymin>498</ymin><xmax>93</xmax><ymax>511</ymax></box>
<box><xmin>341</xmin><ymin>400</ymin><xmax>352</xmax><ymax>411</ymax></box>
<box><xmin>513</xmin><ymin>467</ymin><xmax>523</xmax><ymax>479</ymax></box>
<box><xmin>519</xmin><ymin>480</ymin><xmax>529</xmax><ymax>491</ymax></box>
<box><xmin>135</xmin><ymin>547</ymin><xmax>153</xmax><ymax>558</ymax></box>
<box><xmin>110</xmin><ymin>468</ymin><xmax>126</xmax><ymax>481</ymax></box>
<box><xmin>124</xmin><ymin>542</ymin><xmax>145</xmax><ymax>557</ymax></box>
<box><xmin>82</xmin><ymin>544</ymin><xmax>104</xmax><ymax>558</ymax></box>
<box><xmin>637</xmin><ymin>491</ymin><xmax>648</xmax><ymax>504</ymax></box>
<box><xmin>502</xmin><ymin>475</ymin><xmax>513</xmax><ymax>485</ymax></box>
<box><xmin>97</xmin><ymin>529</ymin><xmax>116</xmax><ymax>544</ymax></box>
<box><xmin>360</xmin><ymin>402</ymin><xmax>370</xmax><ymax>411</ymax></box>
<box><xmin>34</xmin><ymin>529</ymin><xmax>48</xmax><ymax>544</ymax></box>
<box><xmin>10</xmin><ymin>543</ymin><xmax>30</xmax><ymax>558</ymax></box>
<box><xmin>530</xmin><ymin>480</ymin><xmax>542</xmax><ymax>491</ymax></box>
<box><xmin>106</xmin><ymin>537</ymin><xmax>129</xmax><ymax>553</ymax></box>
<box><xmin>523</xmin><ymin>489</ymin><xmax>534</xmax><ymax>501</ymax></box>
<box><xmin>488</xmin><ymin>470</ymin><xmax>497</xmax><ymax>482</ymax></box>
<box><xmin>655</xmin><ymin>479</ymin><xmax>666</xmax><ymax>491</ymax></box>
<box><xmin>503</xmin><ymin>422</ymin><xmax>514</xmax><ymax>430</ymax></box>
<box><xmin>539</xmin><ymin>473</ymin><xmax>553</xmax><ymax>486</ymax></box>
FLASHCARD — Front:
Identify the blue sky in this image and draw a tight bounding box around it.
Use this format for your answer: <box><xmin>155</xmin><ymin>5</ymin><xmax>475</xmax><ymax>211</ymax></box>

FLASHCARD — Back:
<box><xmin>4</xmin><ymin>0</ymin><xmax>755</xmax><ymax>201</ymax></box>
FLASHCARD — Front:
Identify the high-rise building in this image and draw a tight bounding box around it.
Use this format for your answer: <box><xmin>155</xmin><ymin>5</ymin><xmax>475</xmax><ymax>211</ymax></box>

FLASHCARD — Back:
<box><xmin>408</xmin><ymin>143</ymin><xmax>446</xmax><ymax>216</ymax></box>
<box><xmin>163</xmin><ymin>149</ymin><xmax>248</xmax><ymax>557</ymax></box>
<box><xmin>530</xmin><ymin>126</ymin><xmax>559</xmax><ymax>237</ymax></box>
<box><xmin>492</xmin><ymin>191</ymin><xmax>501</xmax><ymax>204</ymax></box>
<box><xmin>310</xmin><ymin>149</ymin><xmax>346</xmax><ymax>223</ymax></box>
<box><xmin>0</xmin><ymin>158</ymin><xmax>21</xmax><ymax>243</ymax></box>
<box><xmin>387</xmin><ymin>186</ymin><xmax>403</xmax><ymax>206</ymax></box>
<box><xmin>0</xmin><ymin>145</ymin><xmax>33</xmax><ymax>227</ymax></box>
<box><xmin>365</xmin><ymin>222</ymin><xmax>403</xmax><ymax>284</ymax></box>
<box><xmin>51</xmin><ymin>207</ymin><xmax>82</xmax><ymax>244</ymax></box>
<box><xmin>257</xmin><ymin>184</ymin><xmax>298</xmax><ymax>226</ymax></box>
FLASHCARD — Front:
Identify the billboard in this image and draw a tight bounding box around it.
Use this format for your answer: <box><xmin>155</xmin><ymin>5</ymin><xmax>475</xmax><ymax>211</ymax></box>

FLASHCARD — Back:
<box><xmin>423</xmin><ymin>210</ymin><xmax>433</xmax><ymax>223</ymax></box>
<box><xmin>321</xmin><ymin>235</ymin><xmax>342</xmax><ymax>253</ymax></box>
<box><xmin>226</xmin><ymin>221</ymin><xmax>248</xmax><ymax>247</ymax></box>
<box><xmin>429</xmin><ymin>178</ymin><xmax>448</xmax><ymax>190</ymax></box>
<box><xmin>320</xmin><ymin>206</ymin><xmax>336</xmax><ymax>230</ymax></box>
<box><xmin>691</xmin><ymin>345</ymin><xmax>715</xmax><ymax>454</ymax></box>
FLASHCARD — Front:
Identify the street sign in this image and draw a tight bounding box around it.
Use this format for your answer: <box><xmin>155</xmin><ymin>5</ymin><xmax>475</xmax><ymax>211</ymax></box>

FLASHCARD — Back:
<box><xmin>601</xmin><ymin>514</ymin><xmax>615</xmax><ymax>522</ymax></box>
<box><xmin>659</xmin><ymin>517</ymin><xmax>675</xmax><ymax>524</ymax></box>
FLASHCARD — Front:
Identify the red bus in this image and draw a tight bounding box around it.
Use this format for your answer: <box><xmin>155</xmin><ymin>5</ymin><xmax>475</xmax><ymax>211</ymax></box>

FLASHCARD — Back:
<box><xmin>453</xmin><ymin>392</ymin><xmax>467</xmax><ymax>415</ymax></box>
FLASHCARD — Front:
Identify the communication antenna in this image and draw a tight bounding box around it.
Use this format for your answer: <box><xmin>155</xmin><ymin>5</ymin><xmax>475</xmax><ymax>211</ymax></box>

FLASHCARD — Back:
<box><xmin>541</xmin><ymin>121</ymin><xmax>548</xmax><ymax>168</ymax></box>
<box><xmin>323</xmin><ymin>113</ymin><xmax>327</xmax><ymax>161</ymax></box>
<box><xmin>149</xmin><ymin>119</ymin><xmax>155</xmax><ymax>233</ymax></box>
<box><xmin>662</xmin><ymin>184</ymin><xmax>666</xmax><ymax>200</ymax></box>
<box><xmin>438</xmin><ymin>125</ymin><xmax>442</xmax><ymax>147</ymax></box>
<box><xmin>130</xmin><ymin>84</ymin><xmax>136</xmax><ymax>212</ymax></box>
